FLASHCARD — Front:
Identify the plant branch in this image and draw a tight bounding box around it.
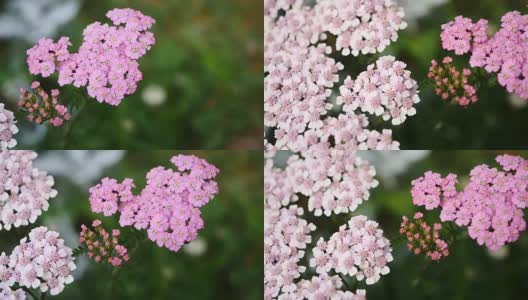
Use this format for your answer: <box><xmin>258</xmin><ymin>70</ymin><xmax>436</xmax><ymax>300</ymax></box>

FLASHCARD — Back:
<box><xmin>20</xmin><ymin>286</ymin><xmax>38</xmax><ymax>300</ymax></box>
<box><xmin>336</xmin><ymin>272</ymin><xmax>352</xmax><ymax>291</ymax></box>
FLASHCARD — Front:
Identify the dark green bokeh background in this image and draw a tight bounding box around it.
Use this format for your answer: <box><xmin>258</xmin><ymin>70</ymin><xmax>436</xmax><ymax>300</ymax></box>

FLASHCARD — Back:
<box><xmin>0</xmin><ymin>0</ymin><xmax>263</xmax><ymax>150</ymax></box>
<box><xmin>0</xmin><ymin>151</ymin><xmax>263</xmax><ymax>300</ymax></box>
<box><xmin>297</xmin><ymin>151</ymin><xmax>528</xmax><ymax>299</ymax></box>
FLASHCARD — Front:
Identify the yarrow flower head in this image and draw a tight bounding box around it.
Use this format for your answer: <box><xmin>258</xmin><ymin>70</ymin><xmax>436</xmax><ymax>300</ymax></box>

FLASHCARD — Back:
<box><xmin>338</xmin><ymin>56</ymin><xmax>420</xmax><ymax>125</ymax></box>
<box><xmin>9</xmin><ymin>226</ymin><xmax>76</xmax><ymax>296</ymax></box>
<box><xmin>89</xmin><ymin>177</ymin><xmax>135</xmax><ymax>217</ymax></box>
<box><xmin>264</xmin><ymin>205</ymin><xmax>316</xmax><ymax>299</ymax></box>
<box><xmin>310</xmin><ymin>215</ymin><xmax>393</xmax><ymax>285</ymax></box>
<box><xmin>264</xmin><ymin>0</ymin><xmax>419</xmax><ymax>151</ymax></box>
<box><xmin>441</xmin><ymin>12</ymin><xmax>528</xmax><ymax>100</ymax></box>
<box><xmin>400</xmin><ymin>212</ymin><xmax>449</xmax><ymax>261</ymax></box>
<box><xmin>80</xmin><ymin>220</ymin><xmax>130</xmax><ymax>267</ymax></box>
<box><xmin>411</xmin><ymin>155</ymin><xmax>528</xmax><ymax>250</ymax></box>
<box><xmin>27</xmin><ymin>8</ymin><xmax>156</xmax><ymax>106</ymax></box>
<box><xmin>0</xmin><ymin>104</ymin><xmax>18</xmax><ymax>150</ymax></box>
<box><xmin>428</xmin><ymin>57</ymin><xmax>478</xmax><ymax>106</ymax></box>
<box><xmin>411</xmin><ymin>170</ymin><xmax>458</xmax><ymax>210</ymax></box>
<box><xmin>0</xmin><ymin>151</ymin><xmax>57</xmax><ymax>230</ymax></box>
<box><xmin>265</xmin><ymin>150</ymin><xmax>388</xmax><ymax>299</ymax></box>
<box><xmin>314</xmin><ymin>0</ymin><xmax>407</xmax><ymax>56</ymax></box>
<box><xmin>440</xmin><ymin>16</ymin><xmax>488</xmax><ymax>55</ymax></box>
<box><xmin>278</xmin><ymin>274</ymin><xmax>367</xmax><ymax>300</ymax></box>
<box><xmin>89</xmin><ymin>155</ymin><xmax>219</xmax><ymax>252</ymax></box>
<box><xmin>18</xmin><ymin>81</ymin><xmax>71</xmax><ymax>127</ymax></box>
<box><xmin>285</xmin><ymin>145</ymin><xmax>378</xmax><ymax>216</ymax></box>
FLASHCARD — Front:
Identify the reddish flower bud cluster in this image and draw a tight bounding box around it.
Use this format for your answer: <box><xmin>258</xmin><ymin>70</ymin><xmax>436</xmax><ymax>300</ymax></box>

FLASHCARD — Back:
<box><xmin>80</xmin><ymin>219</ymin><xmax>129</xmax><ymax>267</ymax></box>
<box><xmin>428</xmin><ymin>57</ymin><xmax>478</xmax><ymax>107</ymax></box>
<box><xmin>400</xmin><ymin>212</ymin><xmax>449</xmax><ymax>261</ymax></box>
<box><xmin>18</xmin><ymin>81</ymin><xmax>71</xmax><ymax>127</ymax></box>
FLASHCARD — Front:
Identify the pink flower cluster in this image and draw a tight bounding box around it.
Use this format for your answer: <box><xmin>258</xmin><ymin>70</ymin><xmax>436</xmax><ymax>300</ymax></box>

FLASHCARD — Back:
<box><xmin>278</xmin><ymin>275</ymin><xmax>367</xmax><ymax>300</ymax></box>
<box><xmin>264</xmin><ymin>159</ymin><xmax>297</xmax><ymax>210</ymax></box>
<box><xmin>0</xmin><ymin>104</ymin><xmax>18</xmax><ymax>150</ymax></box>
<box><xmin>265</xmin><ymin>151</ymin><xmax>387</xmax><ymax>299</ymax></box>
<box><xmin>285</xmin><ymin>144</ymin><xmax>378</xmax><ymax>216</ymax></box>
<box><xmin>338</xmin><ymin>56</ymin><xmax>420</xmax><ymax>125</ymax></box>
<box><xmin>315</xmin><ymin>0</ymin><xmax>407</xmax><ymax>56</ymax></box>
<box><xmin>18</xmin><ymin>81</ymin><xmax>71</xmax><ymax>127</ymax></box>
<box><xmin>27</xmin><ymin>8</ymin><xmax>156</xmax><ymax>106</ymax></box>
<box><xmin>264</xmin><ymin>205</ymin><xmax>316</xmax><ymax>299</ymax></box>
<box><xmin>400</xmin><ymin>212</ymin><xmax>449</xmax><ymax>261</ymax></box>
<box><xmin>89</xmin><ymin>177</ymin><xmax>135</xmax><ymax>216</ymax></box>
<box><xmin>411</xmin><ymin>170</ymin><xmax>458</xmax><ymax>210</ymax></box>
<box><xmin>0</xmin><ymin>151</ymin><xmax>57</xmax><ymax>231</ymax></box>
<box><xmin>264</xmin><ymin>0</ymin><xmax>418</xmax><ymax>151</ymax></box>
<box><xmin>310</xmin><ymin>215</ymin><xmax>393</xmax><ymax>285</ymax></box>
<box><xmin>80</xmin><ymin>219</ymin><xmax>129</xmax><ymax>267</ymax></box>
<box><xmin>0</xmin><ymin>286</ymin><xmax>25</xmax><ymax>300</ymax></box>
<box><xmin>411</xmin><ymin>155</ymin><xmax>528</xmax><ymax>250</ymax></box>
<box><xmin>264</xmin><ymin>45</ymin><xmax>344</xmax><ymax>151</ymax></box>
<box><xmin>1</xmin><ymin>227</ymin><xmax>76</xmax><ymax>296</ymax></box>
<box><xmin>428</xmin><ymin>57</ymin><xmax>478</xmax><ymax>106</ymax></box>
<box><xmin>441</xmin><ymin>12</ymin><xmax>528</xmax><ymax>99</ymax></box>
<box><xmin>89</xmin><ymin>155</ymin><xmax>219</xmax><ymax>252</ymax></box>
<box><xmin>440</xmin><ymin>16</ymin><xmax>488</xmax><ymax>55</ymax></box>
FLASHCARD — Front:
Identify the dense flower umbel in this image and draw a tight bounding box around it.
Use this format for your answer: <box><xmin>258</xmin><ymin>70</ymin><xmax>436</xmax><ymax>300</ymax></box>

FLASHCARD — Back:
<box><xmin>9</xmin><ymin>227</ymin><xmax>76</xmax><ymax>296</ymax></box>
<box><xmin>27</xmin><ymin>8</ymin><xmax>156</xmax><ymax>106</ymax></box>
<box><xmin>80</xmin><ymin>219</ymin><xmax>129</xmax><ymax>267</ymax></box>
<box><xmin>89</xmin><ymin>155</ymin><xmax>219</xmax><ymax>252</ymax></box>
<box><xmin>264</xmin><ymin>205</ymin><xmax>316</xmax><ymax>299</ymax></box>
<box><xmin>278</xmin><ymin>274</ymin><xmax>367</xmax><ymax>300</ymax></box>
<box><xmin>441</xmin><ymin>12</ymin><xmax>528</xmax><ymax>100</ymax></box>
<box><xmin>428</xmin><ymin>57</ymin><xmax>478</xmax><ymax>106</ymax></box>
<box><xmin>265</xmin><ymin>150</ymin><xmax>388</xmax><ymax>299</ymax></box>
<box><xmin>411</xmin><ymin>170</ymin><xmax>458</xmax><ymax>210</ymax></box>
<box><xmin>18</xmin><ymin>81</ymin><xmax>72</xmax><ymax>127</ymax></box>
<box><xmin>400</xmin><ymin>212</ymin><xmax>449</xmax><ymax>261</ymax></box>
<box><xmin>315</xmin><ymin>0</ymin><xmax>407</xmax><ymax>57</ymax></box>
<box><xmin>338</xmin><ymin>56</ymin><xmax>420</xmax><ymax>125</ymax></box>
<box><xmin>0</xmin><ymin>151</ymin><xmax>57</xmax><ymax>230</ymax></box>
<box><xmin>285</xmin><ymin>144</ymin><xmax>378</xmax><ymax>216</ymax></box>
<box><xmin>411</xmin><ymin>155</ymin><xmax>528</xmax><ymax>250</ymax></box>
<box><xmin>0</xmin><ymin>104</ymin><xmax>18</xmax><ymax>150</ymax></box>
<box><xmin>264</xmin><ymin>0</ymin><xmax>419</xmax><ymax>151</ymax></box>
<box><xmin>310</xmin><ymin>215</ymin><xmax>393</xmax><ymax>285</ymax></box>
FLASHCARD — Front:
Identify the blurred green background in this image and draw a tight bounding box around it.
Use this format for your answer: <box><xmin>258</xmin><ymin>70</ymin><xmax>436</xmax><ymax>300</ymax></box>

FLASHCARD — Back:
<box><xmin>0</xmin><ymin>0</ymin><xmax>262</xmax><ymax>149</ymax></box>
<box><xmin>291</xmin><ymin>150</ymin><xmax>528</xmax><ymax>299</ymax></box>
<box><xmin>0</xmin><ymin>150</ymin><xmax>263</xmax><ymax>300</ymax></box>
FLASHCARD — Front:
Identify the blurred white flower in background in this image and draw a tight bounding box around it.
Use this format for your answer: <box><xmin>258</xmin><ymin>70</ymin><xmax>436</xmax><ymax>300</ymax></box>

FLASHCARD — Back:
<box><xmin>183</xmin><ymin>237</ymin><xmax>207</xmax><ymax>257</ymax></box>
<box><xmin>0</xmin><ymin>0</ymin><xmax>81</xmax><ymax>43</ymax></box>
<box><xmin>142</xmin><ymin>84</ymin><xmax>167</xmax><ymax>107</ymax></box>
<box><xmin>359</xmin><ymin>151</ymin><xmax>430</xmax><ymax>188</ymax></box>
<box><xmin>398</xmin><ymin>0</ymin><xmax>447</xmax><ymax>25</ymax></box>
<box><xmin>35</xmin><ymin>151</ymin><xmax>126</xmax><ymax>187</ymax></box>
<box><xmin>487</xmin><ymin>246</ymin><xmax>510</xmax><ymax>260</ymax></box>
<box><xmin>509</xmin><ymin>94</ymin><xmax>528</xmax><ymax>110</ymax></box>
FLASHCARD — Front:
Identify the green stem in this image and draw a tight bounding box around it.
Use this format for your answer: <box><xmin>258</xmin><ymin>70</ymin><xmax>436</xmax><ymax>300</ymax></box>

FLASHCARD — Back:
<box><xmin>109</xmin><ymin>267</ymin><xmax>119</xmax><ymax>297</ymax></box>
<box><xmin>20</xmin><ymin>287</ymin><xmax>38</xmax><ymax>300</ymax></box>
<box><xmin>40</xmin><ymin>292</ymin><xmax>47</xmax><ymax>300</ymax></box>
<box><xmin>61</xmin><ymin>97</ymin><xmax>87</xmax><ymax>149</ymax></box>
<box><xmin>336</xmin><ymin>273</ymin><xmax>352</xmax><ymax>291</ymax></box>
